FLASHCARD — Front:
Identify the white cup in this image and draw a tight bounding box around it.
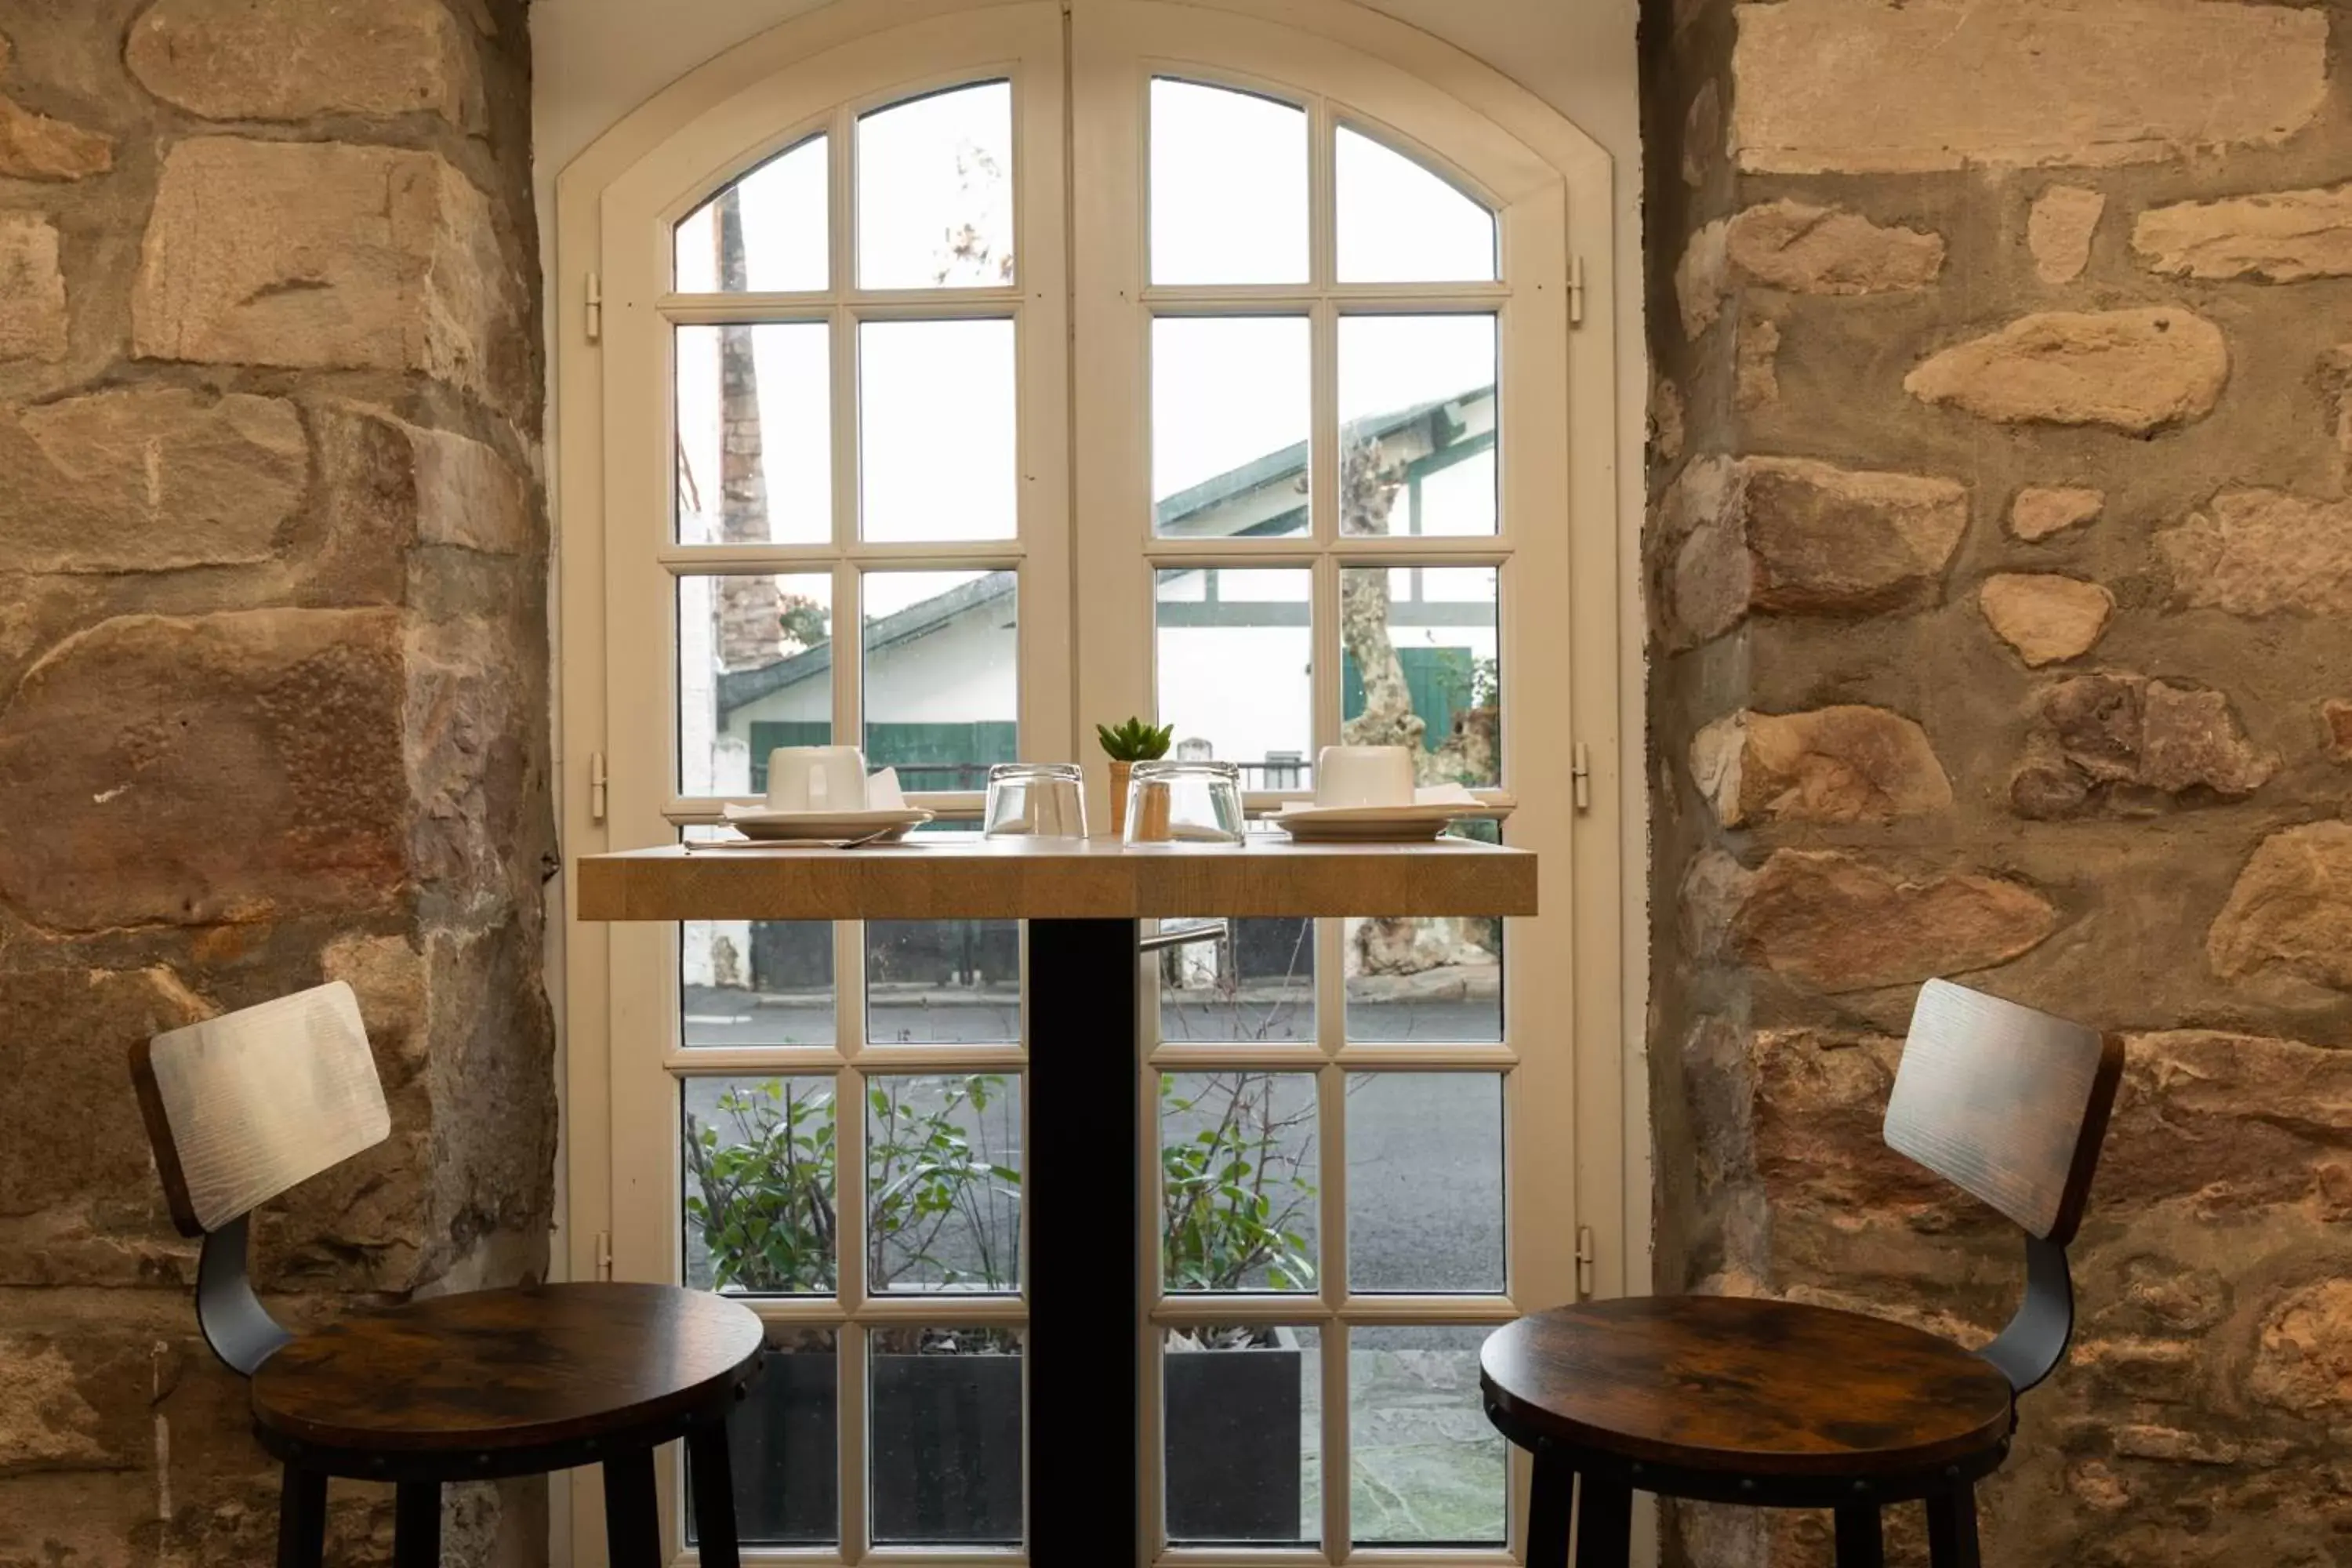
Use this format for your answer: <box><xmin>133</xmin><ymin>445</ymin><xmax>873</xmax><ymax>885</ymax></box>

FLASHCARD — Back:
<box><xmin>765</xmin><ymin>746</ymin><xmax>870</xmax><ymax>812</ymax></box>
<box><xmin>1314</xmin><ymin>744</ymin><xmax>1416</xmax><ymax>808</ymax></box>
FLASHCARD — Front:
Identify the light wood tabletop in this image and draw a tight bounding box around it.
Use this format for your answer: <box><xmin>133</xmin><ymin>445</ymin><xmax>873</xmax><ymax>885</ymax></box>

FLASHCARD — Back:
<box><xmin>575</xmin><ymin>833</ymin><xmax>1537</xmax><ymax>922</ymax></box>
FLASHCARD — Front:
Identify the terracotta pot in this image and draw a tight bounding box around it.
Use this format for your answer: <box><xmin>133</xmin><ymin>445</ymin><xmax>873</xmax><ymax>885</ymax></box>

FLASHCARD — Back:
<box><xmin>1108</xmin><ymin>760</ymin><xmax>1133</xmax><ymax>837</ymax></box>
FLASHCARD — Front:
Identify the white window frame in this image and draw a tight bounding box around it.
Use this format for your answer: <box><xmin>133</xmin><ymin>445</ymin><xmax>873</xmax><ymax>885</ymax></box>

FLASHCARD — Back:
<box><xmin>552</xmin><ymin>3</ymin><xmax>1631</xmax><ymax>1564</ymax></box>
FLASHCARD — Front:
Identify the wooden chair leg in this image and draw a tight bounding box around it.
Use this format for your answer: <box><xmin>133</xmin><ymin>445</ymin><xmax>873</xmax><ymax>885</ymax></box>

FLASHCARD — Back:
<box><xmin>604</xmin><ymin>1446</ymin><xmax>663</xmax><ymax>1568</ymax></box>
<box><xmin>1572</xmin><ymin>1474</ymin><xmax>1634</xmax><ymax>1568</ymax></box>
<box><xmin>1523</xmin><ymin>1446</ymin><xmax>1572</xmax><ymax>1566</ymax></box>
<box><xmin>393</xmin><ymin>1481</ymin><xmax>440</xmax><ymax>1568</ymax></box>
<box><xmin>687</xmin><ymin>1421</ymin><xmax>742</xmax><ymax>1568</ymax></box>
<box><xmin>1834</xmin><ymin>1503</ymin><xmax>1885</xmax><ymax>1568</ymax></box>
<box><xmin>1926</xmin><ymin>1481</ymin><xmax>1981</xmax><ymax>1568</ymax></box>
<box><xmin>275</xmin><ymin>1465</ymin><xmax>327</xmax><ymax>1568</ymax></box>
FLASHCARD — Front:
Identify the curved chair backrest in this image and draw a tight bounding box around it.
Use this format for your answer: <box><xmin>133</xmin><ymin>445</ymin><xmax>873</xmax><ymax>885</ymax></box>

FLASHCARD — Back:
<box><xmin>1884</xmin><ymin>978</ymin><xmax>2123</xmax><ymax>1247</ymax></box>
<box><xmin>129</xmin><ymin>981</ymin><xmax>389</xmax><ymax>1238</ymax></box>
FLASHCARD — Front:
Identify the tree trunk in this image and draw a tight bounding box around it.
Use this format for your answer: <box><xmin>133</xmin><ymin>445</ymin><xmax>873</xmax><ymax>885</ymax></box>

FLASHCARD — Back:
<box><xmin>714</xmin><ymin>188</ymin><xmax>783</xmax><ymax>672</ymax></box>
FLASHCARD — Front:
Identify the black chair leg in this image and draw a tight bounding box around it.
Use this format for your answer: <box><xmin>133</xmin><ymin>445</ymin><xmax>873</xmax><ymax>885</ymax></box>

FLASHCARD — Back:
<box><xmin>1573</xmin><ymin>1474</ymin><xmax>1634</xmax><ymax>1568</ymax></box>
<box><xmin>1524</xmin><ymin>1446</ymin><xmax>1572</xmax><ymax>1566</ymax></box>
<box><xmin>393</xmin><ymin>1481</ymin><xmax>440</xmax><ymax>1568</ymax></box>
<box><xmin>1834</xmin><ymin>1503</ymin><xmax>1886</xmax><ymax>1568</ymax></box>
<box><xmin>1926</xmin><ymin>1480</ymin><xmax>1982</xmax><ymax>1568</ymax></box>
<box><xmin>687</xmin><ymin>1421</ymin><xmax>742</xmax><ymax>1568</ymax></box>
<box><xmin>275</xmin><ymin>1465</ymin><xmax>327</xmax><ymax>1568</ymax></box>
<box><xmin>604</xmin><ymin>1446</ymin><xmax>663</xmax><ymax>1568</ymax></box>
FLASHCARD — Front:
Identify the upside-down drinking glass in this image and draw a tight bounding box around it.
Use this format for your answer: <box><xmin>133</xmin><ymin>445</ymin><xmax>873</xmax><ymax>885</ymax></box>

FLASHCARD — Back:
<box><xmin>1124</xmin><ymin>760</ymin><xmax>1245</xmax><ymax>845</ymax></box>
<box><xmin>982</xmin><ymin>763</ymin><xmax>1089</xmax><ymax>839</ymax></box>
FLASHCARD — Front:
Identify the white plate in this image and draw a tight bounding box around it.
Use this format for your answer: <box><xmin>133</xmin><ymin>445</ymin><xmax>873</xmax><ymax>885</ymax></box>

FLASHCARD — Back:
<box><xmin>719</xmin><ymin>806</ymin><xmax>934</xmax><ymax>842</ymax></box>
<box><xmin>1268</xmin><ymin>803</ymin><xmax>1476</xmax><ymax>842</ymax></box>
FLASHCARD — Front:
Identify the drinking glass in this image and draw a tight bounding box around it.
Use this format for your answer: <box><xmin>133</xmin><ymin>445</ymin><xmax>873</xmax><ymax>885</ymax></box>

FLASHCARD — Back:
<box><xmin>982</xmin><ymin>763</ymin><xmax>1089</xmax><ymax>839</ymax></box>
<box><xmin>1125</xmin><ymin>761</ymin><xmax>1245</xmax><ymax>844</ymax></box>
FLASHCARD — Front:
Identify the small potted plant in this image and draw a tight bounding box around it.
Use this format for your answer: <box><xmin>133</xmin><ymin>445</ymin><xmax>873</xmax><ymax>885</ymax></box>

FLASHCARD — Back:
<box><xmin>1095</xmin><ymin>716</ymin><xmax>1174</xmax><ymax>836</ymax></box>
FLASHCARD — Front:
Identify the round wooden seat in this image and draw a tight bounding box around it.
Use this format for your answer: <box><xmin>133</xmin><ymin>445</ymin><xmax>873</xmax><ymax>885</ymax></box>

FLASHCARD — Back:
<box><xmin>252</xmin><ymin>1283</ymin><xmax>764</xmax><ymax>1467</ymax></box>
<box><xmin>1479</xmin><ymin>1296</ymin><xmax>2013</xmax><ymax>1481</ymax></box>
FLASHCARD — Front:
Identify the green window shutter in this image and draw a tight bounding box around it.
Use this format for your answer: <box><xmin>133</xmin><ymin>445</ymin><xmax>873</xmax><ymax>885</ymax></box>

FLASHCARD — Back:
<box><xmin>864</xmin><ymin>721</ymin><xmax>1018</xmax><ymax>791</ymax></box>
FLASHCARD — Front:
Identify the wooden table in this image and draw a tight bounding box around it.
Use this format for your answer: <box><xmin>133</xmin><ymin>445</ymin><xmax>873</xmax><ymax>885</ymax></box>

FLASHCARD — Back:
<box><xmin>577</xmin><ymin>834</ymin><xmax>1537</xmax><ymax>1563</ymax></box>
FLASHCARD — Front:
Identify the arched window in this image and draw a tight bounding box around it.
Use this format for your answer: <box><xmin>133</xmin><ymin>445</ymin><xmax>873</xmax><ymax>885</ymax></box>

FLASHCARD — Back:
<box><xmin>564</xmin><ymin>3</ymin><xmax>1617</xmax><ymax>1561</ymax></box>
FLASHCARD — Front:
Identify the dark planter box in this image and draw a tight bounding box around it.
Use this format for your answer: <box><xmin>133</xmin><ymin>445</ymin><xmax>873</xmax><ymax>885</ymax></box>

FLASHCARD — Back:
<box><xmin>870</xmin><ymin>1352</ymin><xmax>1024</xmax><ymax>1542</ymax></box>
<box><xmin>695</xmin><ymin>1351</ymin><xmax>1024</xmax><ymax>1546</ymax></box>
<box><xmin>1163</xmin><ymin>1345</ymin><xmax>1305</xmax><ymax>1542</ymax></box>
<box><xmin>699</xmin><ymin>1349</ymin><xmax>839</xmax><ymax>1545</ymax></box>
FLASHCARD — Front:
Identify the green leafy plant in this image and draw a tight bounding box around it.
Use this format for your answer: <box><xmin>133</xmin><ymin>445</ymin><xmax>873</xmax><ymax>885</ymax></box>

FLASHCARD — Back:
<box><xmin>1160</xmin><ymin>1072</ymin><xmax>1318</xmax><ymax>1295</ymax></box>
<box><xmin>1096</xmin><ymin>716</ymin><xmax>1175</xmax><ymax>761</ymax></box>
<box><xmin>685</xmin><ymin>1076</ymin><xmax>1020</xmax><ymax>1295</ymax></box>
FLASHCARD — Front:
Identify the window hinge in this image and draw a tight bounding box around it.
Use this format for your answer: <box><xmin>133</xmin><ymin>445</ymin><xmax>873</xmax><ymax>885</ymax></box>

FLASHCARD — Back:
<box><xmin>594</xmin><ymin>1230</ymin><xmax>614</xmax><ymax>1283</ymax></box>
<box><xmin>585</xmin><ymin>272</ymin><xmax>603</xmax><ymax>343</ymax></box>
<box><xmin>1574</xmin><ymin>1224</ymin><xmax>1596</xmax><ymax>1300</ymax></box>
<box><xmin>1568</xmin><ymin>254</ymin><xmax>1586</xmax><ymax>326</ymax></box>
<box><xmin>589</xmin><ymin>750</ymin><xmax>608</xmax><ymax>824</ymax></box>
<box><xmin>1571</xmin><ymin>741</ymin><xmax>1592</xmax><ymax>812</ymax></box>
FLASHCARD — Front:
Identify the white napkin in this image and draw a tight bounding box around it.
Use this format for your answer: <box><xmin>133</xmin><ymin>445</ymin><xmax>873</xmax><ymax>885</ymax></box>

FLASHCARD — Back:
<box><xmin>865</xmin><ymin>767</ymin><xmax>906</xmax><ymax>809</ymax></box>
<box><xmin>1414</xmin><ymin>782</ymin><xmax>1479</xmax><ymax>806</ymax></box>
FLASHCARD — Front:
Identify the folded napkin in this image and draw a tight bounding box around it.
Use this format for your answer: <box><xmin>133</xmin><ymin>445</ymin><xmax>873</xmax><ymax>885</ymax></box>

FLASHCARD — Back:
<box><xmin>1414</xmin><ymin>782</ymin><xmax>1480</xmax><ymax>806</ymax></box>
<box><xmin>866</xmin><ymin>767</ymin><xmax>907</xmax><ymax>809</ymax></box>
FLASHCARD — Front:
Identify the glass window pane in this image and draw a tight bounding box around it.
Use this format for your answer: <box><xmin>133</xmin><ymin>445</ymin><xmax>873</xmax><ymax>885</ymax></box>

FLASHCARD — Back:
<box><xmin>867</xmin><ymin>917</ymin><xmax>1020</xmax><ymax>1045</ymax></box>
<box><xmin>676</xmin><ymin>134</ymin><xmax>828</xmax><ymax>293</ymax></box>
<box><xmin>675</xmin><ymin>322</ymin><xmax>830</xmax><ymax>546</ymax></box>
<box><xmin>683</xmin><ymin>1076</ymin><xmax>838</xmax><ymax>1295</ymax></box>
<box><xmin>1338</xmin><ymin>564</ymin><xmax>1496</xmax><ymax>783</ymax></box>
<box><xmin>1339</xmin><ymin>315</ymin><xmax>1498</xmax><ymax>538</ymax></box>
<box><xmin>1345</xmin><ymin>1073</ymin><xmax>1504</xmax><ymax>1293</ymax></box>
<box><xmin>857</xmin><ymin>82</ymin><xmax>1014</xmax><ymax>289</ymax></box>
<box><xmin>689</xmin><ymin>1328</ymin><xmax>838</xmax><ymax>1547</ymax></box>
<box><xmin>680</xmin><ymin>826</ymin><xmax>837</xmax><ymax>1049</ymax></box>
<box><xmin>862</xmin><ymin>569</ymin><xmax>1017</xmax><ymax>785</ymax></box>
<box><xmin>1151</xmin><ymin>78</ymin><xmax>1308</xmax><ymax>285</ymax></box>
<box><xmin>1348</xmin><ymin>1326</ymin><xmax>1507</xmax><ymax>1545</ymax></box>
<box><xmin>680</xmin><ymin>573</ymin><xmax>833</xmax><ymax>797</ymax></box>
<box><xmin>866</xmin><ymin>1076</ymin><xmax>1023</xmax><ymax>1292</ymax></box>
<box><xmin>1159</xmin><ymin>917</ymin><xmax>1313</xmax><ymax>1043</ymax></box>
<box><xmin>1156</xmin><ymin>568</ymin><xmax>1311</xmax><ymax>789</ymax></box>
<box><xmin>858</xmin><ymin>319</ymin><xmax>1017</xmax><ymax>542</ymax></box>
<box><xmin>869</xmin><ymin>1326</ymin><xmax>1024</xmax><ymax>1544</ymax></box>
<box><xmin>1160</xmin><ymin>1073</ymin><xmax>1319</xmax><ymax>1293</ymax></box>
<box><xmin>1346</xmin><ymin>821</ymin><xmax>1504</xmax><ymax>1045</ymax></box>
<box><xmin>1335</xmin><ymin>127</ymin><xmax>1497</xmax><ymax>284</ymax></box>
<box><xmin>1153</xmin><ymin>316</ymin><xmax>1310</xmax><ymax>538</ymax></box>
<box><xmin>1163</xmin><ymin>1324</ymin><xmax>1319</xmax><ymax>1545</ymax></box>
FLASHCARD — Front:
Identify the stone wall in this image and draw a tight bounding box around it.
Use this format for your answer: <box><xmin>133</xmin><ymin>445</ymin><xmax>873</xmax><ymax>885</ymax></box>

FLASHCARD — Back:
<box><xmin>0</xmin><ymin>4</ymin><xmax>554</xmax><ymax>1566</ymax></box>
<box><xmin>1644</xmin><ymin>0</ymin><xmax>2352</xmax><ymax>1562</ymax></box>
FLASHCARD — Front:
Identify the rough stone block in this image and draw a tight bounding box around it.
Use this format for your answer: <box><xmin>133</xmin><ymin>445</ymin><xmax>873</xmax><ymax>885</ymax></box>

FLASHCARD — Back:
<box><xmin>2209</xmin><ymin>821</ymin><xmax>2352</xmax><ymax>994</ymax></box>
<box><xmin>2010</xmin><ymin>485</ymin><xmax>2102</xmax><ymax>542</ymax></box>
<box><xmin>2322</xmin><ymin>699</ymin><xmax>2352</xmax><ymax>763</ymax></box>
<box><xmin>1690</xmin><ymin>705</ymin><xmax>1951</xmax><ymax>826</ymax></box>
<box><xmin>2157</xmin><ymin>488</ymin><xmax>2352</xmax><ymax>617</ymax></box>
<box><xmin>0</xmin><ymin>609</ymin><xmax>407</xmax><ymax>931</ymax></box>
<box><xmin>1747</xmin><ymin>1027</ymin><xmax>1951</xmax><ymax>1211</ymax></box>
<box><xmin>1977</xmin><ymin>572</ymin><xmax>2113</xmax><ymax>666</ymax></box>
<box><xmin>2134</xmin><ymin>183</ymin><xmax>2352</xmax><ymax>283</ymax></box>
<box><xmin>1657</xmin><ymin>456</ymin><xmax>1969</xmax><ymax>644</ymax></box>
<box><xmin>0</xmin><ymin>388</ymin><xmax>306</xmax><ymax>573</ymax></box>
<box><xmin>1728</xmin><ymin>851</ymin><xmax>2057</xmax><ymax>993</ymax></box>
<box><xmin>2250</xmin><ymin>1280</ymin><xmax>2352</xmax><ymax>1416</ymax></box>
<box><xmin>0</xmin><ymin>967</ymin><xmax>204</xmax><ymax>1224</ymax></box>
<box><xmin>0</xmin><ymin>214</ymin><xmax>66</xmax><ymax>362</ymax></box>
<box><xmin>1675</xmin><ymin>201</ymin><xmax>1942</xmax><ymax>336</ymax></box>
<box><xmin>2010</xmin><ymin>673</ymin><xmax>2273</xmax><ymax>818</ymax></box>
<box><xmin>128</xmin><ymin>0</ymin><xmax>484</xmax><ymax>129</ymax></box>
<box><xmin>1905</xmin><ymin>308</ymin><xmax>2227</xmax><ymax>434</ymax></box>
<box><xmin>2027</xmin><ymin>185</ymin><xmax>2103</xmax><ymax>285</ymax></box>
<box><xmin>1731</xmin><ymin>0</ymin><xmax>2328</xmax><ymax>174</ymax></box>
<box><xmin>0</xmin><ymin>93</ymin><xmax>113</xmax><ymax>181</ymax></box>
<box><xmin>2100</xmin><ymin>1031</ymin><xmax>2352</xmax><ymax>1218</ymax></box>
<box><xmin>132</xmin><ymin>138</ymin><xmax>515</xmax><ymax>405</ymax></box>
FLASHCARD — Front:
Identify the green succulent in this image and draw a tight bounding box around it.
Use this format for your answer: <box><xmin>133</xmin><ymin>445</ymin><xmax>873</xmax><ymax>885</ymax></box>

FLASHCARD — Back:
<box><xmin>1095</xmin><ymin>716</ymin><xmax>1175</xmax><ymax>762</ymax></box>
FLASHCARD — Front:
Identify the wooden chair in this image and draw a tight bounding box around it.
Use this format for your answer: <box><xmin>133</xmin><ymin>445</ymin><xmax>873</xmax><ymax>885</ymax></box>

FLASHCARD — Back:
<box><xmin>1480</xmin><ymin>978</ymin><xmax>2125</xmax><ymax>1567</ymax></box>
<box><xmin>129</xmin><ymin>982</ymin><xmax>765</xmax><ymax>1568</ymax></box>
